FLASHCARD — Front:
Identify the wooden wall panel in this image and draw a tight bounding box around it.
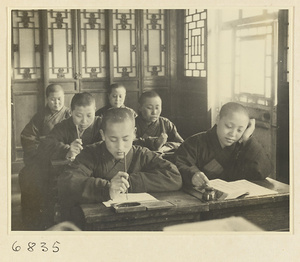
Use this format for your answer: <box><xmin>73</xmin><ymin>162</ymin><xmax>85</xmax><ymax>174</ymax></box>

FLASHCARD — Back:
<box><xmin>156</xmin><ymin>89</ymin><xmax>171</xmax><ymax>120</ymax></box>
<box><xmin>93</xmin><ymin>92</ymin><xmax>108</xmax><ymax>111</ymax></box>
<box><xmin>64</xmin><ymin>93</ymin><xmax>75</xmax><ymax>109</ymax></box>
<box><xmin>173</xmin><ymin>88</ymin><xmax>208</xmax><ymax>139</ymax></box>
<box><xmin>125</xmin><ymin>91</ymin><xmax>140</xmax><ymax>112</ymax></box>
<box><xmin>48</xmin><ymin>81</ymin><xmax>77</xmax><ymax>92</ymax></box>
<box><xmin>13</xmin><ymin>94</ymin><xmax>39</xmax><ymax>160</ymax></box>
<box><xmin>143</xmin><ymin>78</ymin><xmax>169</xmax><ymax>88</ymax></box>
<box><xmin>13</xmin><ymin>81</ymin><xmax>41</xmax><ymax>93</ymax></box>
<box><xmin>81</xmin><ymin>80</ymin><xmax>108</xmax><ymax>90</ymax></box>
<box><xmin>112</xmin><ymin>80</ymin><xmax>139</xmax><ymax>92</ymax></box>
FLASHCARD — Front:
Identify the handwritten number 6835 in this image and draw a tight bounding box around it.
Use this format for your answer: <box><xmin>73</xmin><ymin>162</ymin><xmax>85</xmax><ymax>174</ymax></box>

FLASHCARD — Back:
<box><xmin>11</xmin><ymin>241</ymin><xmax>60</xmax><ymax>252</ymax></box>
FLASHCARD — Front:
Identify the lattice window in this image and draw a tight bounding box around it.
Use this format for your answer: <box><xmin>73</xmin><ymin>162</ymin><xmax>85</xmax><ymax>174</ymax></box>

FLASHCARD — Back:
<box><xmin>234</xmin><ymin>23</ymin><xmax>275</xmax><ymax>106</ymax></box>
<box><xmin>143</xmin><ymin>9</ymin><xmax>166</xmax><ymax>77</ymax></box>
<box><xmin>48</xmin><ymin>9</ymin><xmax>73</xmax><ymax>79</ymax></box>
<box><xmin>112</xmin><ymin>9</ymin><xmax>136</xmax><ymax>78</ymax></box>
<box><xmin>12</xmin><ymin>10</ymin><xmax>41</xmax><ymax>80</ymax></box>
<box><xmin>184</xmin><ymin>9</ymin><xmax>207</xmax><ymax>77</ymax></box>
<box><xmin>80</xmin><ymin>9</ymin><xmax>106</xmax><ymax>79</ymax></box>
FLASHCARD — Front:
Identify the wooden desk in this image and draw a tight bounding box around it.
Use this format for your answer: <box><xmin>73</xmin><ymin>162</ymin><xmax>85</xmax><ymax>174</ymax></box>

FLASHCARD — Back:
<box><xmin>199</xmin><ymin>178</ymin><xmax>289</xmax><ymax>231</ymax></box>
<box><xmin>72</xmin><ymin>178</ymin><xmax>289</xmax><ymax>231</ymax></box>
<box><xmin>72</xmin><ymin>191</ymin><xmax>209</xmax><ymax>231</ymax></box>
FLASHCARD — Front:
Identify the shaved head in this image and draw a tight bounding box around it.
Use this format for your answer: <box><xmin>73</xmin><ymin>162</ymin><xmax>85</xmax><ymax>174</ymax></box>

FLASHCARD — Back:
<box><xmin>46</xmin><ymin>84</ymin><xmax>64</xmax><ymax>97</ymax></box>
<box><xmin>138</xmin><ymin>91</ymin><xmax>161</xmax><ymax>106</ymax></box>
<box><xmin>101</xmin><ymin>107</ymin><xmax>135</xmax><ymax>131</ymax></box>
<box><xmin>219</xmin><ymin>102</ymin><xmax>249</xmax><ymax>120</ymax></box>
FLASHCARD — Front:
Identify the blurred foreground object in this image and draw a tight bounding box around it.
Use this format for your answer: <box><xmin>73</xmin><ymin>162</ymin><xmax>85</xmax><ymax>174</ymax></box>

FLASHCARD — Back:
<box><xmin>46</xmin><ymin>221</ymin><xmax>81</xmax><ymax>231</ymax></box>
<box><xmin>164</xmin><ymin>216</ymin><xmax>263</xmax><ymax>232</ymax></box>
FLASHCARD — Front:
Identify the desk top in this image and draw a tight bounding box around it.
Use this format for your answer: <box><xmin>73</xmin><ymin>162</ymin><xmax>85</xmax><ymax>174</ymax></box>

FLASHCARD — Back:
<box><xmin>184</xmin><ymin>177</ymin><xmax>289</xmax><ymax>210</ymax></box>
<box><xmin>79</xmin><ymin>190</ymin><xmax>209</xmax><ymax>225</ymax></box>
<box><xmin>77</xmin><ymin>178</ymin><xmax>289</xmax><ymax>229</ymax></box>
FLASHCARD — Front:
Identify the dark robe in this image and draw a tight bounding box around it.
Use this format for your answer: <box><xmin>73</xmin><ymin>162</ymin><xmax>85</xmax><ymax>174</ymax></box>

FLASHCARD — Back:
<box><xmin>18</xmin><ymin>116</ymin><xmax>102</xmax><ymax>230</ymax></box>
<box><xmin>58</xmin><ymin>142</ymin><xmax>182</xmax><ymax>219</ymax></box>
<box><xmin>175</xmin><ymin>125</ymin><xmax>272</xmax><ymax>187</ymax></box>
<box><xmin>20</xmin><ymin>105</ymin><xmax>71</xmax><ymax>165</ymax></box>
<box><xmin>37</xmin><ymin>117</ymin><xmax>102</xmax><ymax>161</ymax></box>
<box><xmin>135</xmin><ymin>115</ymin><xmax>184</xmax><ymax>151</ymax></box>
<box><xmin>95</xmin><ymin>104</ymin><xmax>137</xmax><ymax>118</ymax></box>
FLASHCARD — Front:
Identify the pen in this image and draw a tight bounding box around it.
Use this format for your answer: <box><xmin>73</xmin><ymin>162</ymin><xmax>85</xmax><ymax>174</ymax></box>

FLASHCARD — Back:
<box><xmin>124</xmin><ymin>152</ymin><xmax>128</xmax><ymax>200</ymax></box>
<box><xmin>71</xmin><ymin>125</ymin><xmax>82</xmax><ymax>162</ymax></box>
<box><xmin>76</xmin><ymin>125</ymin><xmax>80</xmax><ymax>139</ymax></box>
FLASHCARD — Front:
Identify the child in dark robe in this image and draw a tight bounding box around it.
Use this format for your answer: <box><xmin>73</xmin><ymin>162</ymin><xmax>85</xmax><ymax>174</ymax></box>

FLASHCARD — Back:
<box><xmin>19</xmin><ymin>92</ymin><xmax>102</xmax><ymax>230</ymax></box>
<box><xmin>20</xmin><ymin>84</ymin><xmax>71</xmax><ymax>165</ymax></box>
<box><xmin>95</xmin><ymin>83</ymin><xmax>137</xmax><ymax>118</ymax></box>
<box><xmin>39</xmin><ymin>92</ymin><xmax>102</xmax><ymax>161</ymax></box>
<box><xmin>135</xmin><ymin>91</ymin><xmax>184</xmax><ymax>152</ymax></box>
<box><xmin>58</xmin><ymin>107</ymin><xmax>182</xmax><ymax>221</ymax></box>
<box><xmin>175</xmin><ymin>102</ymin><xmax>272</xmax><ymax>188</ymax></box>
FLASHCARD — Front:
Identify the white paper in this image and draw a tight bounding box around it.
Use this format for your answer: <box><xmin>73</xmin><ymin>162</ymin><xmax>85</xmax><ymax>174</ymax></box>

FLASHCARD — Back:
<box><xmin>229</xmin><ymin>180</ymin><xmax>278</xmax><ymax>197</ymax></box>
<box><xmin>102</xmin><ymin>193</ymin><xmax>158</xmax><ymax>207</ymax></box>
<box><xmin>157</xmin><ymin>145</ymin><xmax>173</xmax><ymax>153</ymax></box>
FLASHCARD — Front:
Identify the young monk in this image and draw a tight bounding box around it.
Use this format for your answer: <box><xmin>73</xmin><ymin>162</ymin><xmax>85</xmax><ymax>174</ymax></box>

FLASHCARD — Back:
<box><xmin>20</xmin><ymin>84</ymin><xmax>71</xmax><ymax>165</ymax></box>
<box><xmin>58</xmin><ymin>107</ymin><xmax>182</xmax><ymax>220</ymax></box>
<box><xmin>38</xmin><ymin>92</ymin><xmax>102</xmax><ymax>161</ymax></box>
<box><xmin>175</xmin><ymin>102</ymin><xmax>272</xmax><ymax>188</ymax></box>
<box><xmin>19</xmin><ymin>92</ymin><xmax>102</xmax><ymax>230</ymax></box>
<box><xmin>95</xmin><ymin>83</ymin><xmax>137</xmax><ymax>118</ymax></box>
<box><xmin>135</xmin><ymin>91</ymin><xmax>184</xmax><ymax>152</ymax></box>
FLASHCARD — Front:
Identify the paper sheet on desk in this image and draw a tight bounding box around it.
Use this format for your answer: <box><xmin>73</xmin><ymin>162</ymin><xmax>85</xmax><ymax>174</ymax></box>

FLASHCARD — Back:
<box><xmin>229</xmin><ymin>180</ymin><xmax>278</xmax><ymax>197</ymax></box>
<box><xmin>102</xmin><ymin>193</ymin><xmax>158</xmax><ymax>207</ymax></box>
<box><xmin>157</xmin><ymin>145</ymin><xmax>173</xmax><ymax>153</ymax></box>
<box><xmin>209</xmin><ymin>179</ymin><xmax>278</xmax><ymax>199</ymax></box>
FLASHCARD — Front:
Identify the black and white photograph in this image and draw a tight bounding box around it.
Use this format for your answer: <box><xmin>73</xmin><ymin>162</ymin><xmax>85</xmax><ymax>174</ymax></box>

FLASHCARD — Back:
<box><xmin>2</xmin><ymin>0</ymin><xmax>300</xmax><ymax>261</ymax></box>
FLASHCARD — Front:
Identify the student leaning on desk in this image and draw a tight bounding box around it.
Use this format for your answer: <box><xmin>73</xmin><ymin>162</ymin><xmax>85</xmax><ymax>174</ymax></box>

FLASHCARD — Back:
<box><xmin>57</xmin><ymin>107</ymin><xmax>182</xmax><ymax>220</ymax></box>
<box><xmin>174</xmin><ymin>102</ymin><xmax>272</xmax><ymax>188</ymax></box>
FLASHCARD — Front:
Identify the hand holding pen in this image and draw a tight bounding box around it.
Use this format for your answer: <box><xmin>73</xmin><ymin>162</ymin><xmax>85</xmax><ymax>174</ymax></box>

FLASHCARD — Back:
<box><xmin>66</xmin><ymin>125</ymin><xmax>83</xmax><ymax>160</ymax></box>
<box><xmin>109</xmin><ymin>171</ymin><xmax>130</xmax><ymax>200</ymax></box>
<box><xmin>108</xmin><ymin>152</ymin><xmax>130</xmax><ymax>200</ymax></box>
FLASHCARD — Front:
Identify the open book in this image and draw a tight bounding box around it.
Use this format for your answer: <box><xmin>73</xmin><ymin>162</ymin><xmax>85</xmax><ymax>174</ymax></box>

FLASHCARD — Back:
<box><xmin>193</xmin><ymin>179</ymin><xmax>278</xmax><ymax>200</ymax></box>
<box><xmin>208</xmin><ymin>179</ymin><xmax>278</xmax><ymax>200</ymax></box>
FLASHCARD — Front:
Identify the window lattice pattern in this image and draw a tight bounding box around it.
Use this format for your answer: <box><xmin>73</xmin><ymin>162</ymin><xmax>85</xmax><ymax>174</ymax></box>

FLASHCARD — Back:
<box><xmin>143</xmin><ymin>9</ymin><xmax>165</xmax><ymax>77</ymax></box>
<box><xmin>47</xmin><ymin>9</ymin><xmax>73</xmax><ymax>79</ymax></box>
<box><xmin>112</xmin><ymin>9</ymin><xmax>136</xmax><ymax>78</ymax></box>
<box><xmin>234</xmin><ymin>23</ymin><xmax>274</xmax><ymax>106</ymax></box>
<box><xmin>80</xmin><ymin>9</ymin><xmax>106</xmax><ymax>78</ymax></box>
<box><xmin>12</xmin><ymin>10</ymin><xmax>41</xmax><ymax>80</ymax></box>
<box><xmin>184</xmin><ymin>9</ymin><xmax>207</xmax><ymax>77</ymax></box>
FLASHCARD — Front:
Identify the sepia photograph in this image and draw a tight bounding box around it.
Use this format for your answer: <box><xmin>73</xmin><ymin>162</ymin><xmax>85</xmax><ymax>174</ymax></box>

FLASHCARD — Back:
<box><xmin>11</xmin><ymin>7</ymin><xmax>290</xmax><ymax>232</ymax></box>
<box><xmin>2</xmin><ymin>0</ymin><xmax>299</xmax><ymax>261</ymax></box>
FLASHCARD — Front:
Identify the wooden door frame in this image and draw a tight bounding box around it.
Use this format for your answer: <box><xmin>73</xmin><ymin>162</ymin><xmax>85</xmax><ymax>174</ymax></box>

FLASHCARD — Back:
<box><xmin>276</xmin><ymin>10</ymin><xmax>289</xmax><ymax>184</ymax></box>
